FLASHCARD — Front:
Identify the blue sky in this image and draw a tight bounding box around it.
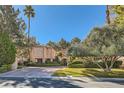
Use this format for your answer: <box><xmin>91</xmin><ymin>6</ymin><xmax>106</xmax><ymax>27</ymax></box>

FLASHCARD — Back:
<box><xmin>15</xmin><ymin>5</ymin><xmax>106</xmax><ymax>44</ymax></box>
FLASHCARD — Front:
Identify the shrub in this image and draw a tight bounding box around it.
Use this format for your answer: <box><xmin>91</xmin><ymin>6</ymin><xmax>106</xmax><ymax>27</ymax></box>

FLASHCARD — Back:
<box><xmin>53</xmin><ymin>56</ymin><xmax>60</xmax><ymax>63</ymax></box>
<box><xmin>84</xmin><ymin>61</ymin><xmax>98</xmax><ymax>68</ymax></box>
<box><xmin>68</xmin><ymin>61</ymin><xmax>97</xmax><ymax>68</ymax></box>
<box><xmin>97</xmin><ymin>61</ymin><xmax>122</xmax><ymax>68</ymax></box>
<box><xmin>68</xmin><ymin>63</ymin><xmax>84</xmax><ymax>68</ymax></box>
<box><xmin>113</xmin><ymin>61</ymin><xmax>122</xmax><ymax>68</ymax></box>
<box><xmin>45</xmin><ymin>59</ymin><xmax>52</xmax><ymax>64</ymax></box>
<box><xmin>23</xmin><ymin>61</ymin><xmax>29</xmax><ymax>66</ymax></box>
<box><xmin>0</xmin><ymin>64</ymin><xmax>12</xmax><ymax>73</ymax></box>
<box><xmin>0</xmin><ymin>32</ymin><xmax>16</xmax><ymax>66</ymax></box>
<box><xmin>18</xmin><ymin>61</ymin><xmax>24</xmax><ymax>66</ymax></box>
<box><xmin>68</xmin><ymin>61</ymin><xmax>122</xmax><ymax>68</ymax></box>
<box><xmin>71</xmin><ymin>61</ymin><xmax>83</xmax><ymax>64</ymax></box>
<box><xmin>26</xmin><ymin>61</ymin><xmax>64</xmax><ymax>67</ymax></box>
<box><xmin>61</xmin><ymin>59</ymin><xmax>67</xmax><ymax>66</ymax></box>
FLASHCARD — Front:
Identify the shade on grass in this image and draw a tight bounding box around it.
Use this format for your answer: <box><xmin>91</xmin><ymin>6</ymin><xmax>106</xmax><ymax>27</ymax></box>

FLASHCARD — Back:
<box><xmin>53</xmin><ymin>68</ymin><xmax>124</xmax><ymax>78</ymax></box>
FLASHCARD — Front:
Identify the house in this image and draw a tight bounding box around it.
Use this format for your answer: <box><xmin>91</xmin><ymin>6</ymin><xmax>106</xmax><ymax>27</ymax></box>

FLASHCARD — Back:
<box><xmin>30</xmin><ymin>45</ymin><xmax>56</xmax><ymax>63</ymax></box>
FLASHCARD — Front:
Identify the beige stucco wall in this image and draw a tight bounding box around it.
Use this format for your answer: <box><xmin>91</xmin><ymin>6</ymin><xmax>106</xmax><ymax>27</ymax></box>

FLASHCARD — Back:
<box><xmin>30</xmin><ymin>46</ymin><xmax>56</xmax><ymax>62</ymax></box>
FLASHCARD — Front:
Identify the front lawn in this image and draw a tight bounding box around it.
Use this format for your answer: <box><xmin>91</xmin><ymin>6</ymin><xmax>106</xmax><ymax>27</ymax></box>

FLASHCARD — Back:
<box><xmin>53</xmin><ymin>68</ymin><xmax>124</xmax><ymax>78</ymax></box>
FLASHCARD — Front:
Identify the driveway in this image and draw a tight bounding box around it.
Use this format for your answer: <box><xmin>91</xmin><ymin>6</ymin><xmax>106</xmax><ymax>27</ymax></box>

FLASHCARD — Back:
<box><xmin>0</xmin><ymin>67</ymin><xmax>124</xmax><ymax>88</ymax></box>
<box><xmin>0</xmin><ymin>67</ymin><xmax>64</xmax><ymax>78</ymax></box>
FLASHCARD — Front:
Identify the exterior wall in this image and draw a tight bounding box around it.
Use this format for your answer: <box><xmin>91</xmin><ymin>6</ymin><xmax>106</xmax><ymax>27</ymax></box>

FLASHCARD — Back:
<box><xmin>30</xmin><ymin>46</ymin><xmax>56</xmax><ymax>62</ymax></box>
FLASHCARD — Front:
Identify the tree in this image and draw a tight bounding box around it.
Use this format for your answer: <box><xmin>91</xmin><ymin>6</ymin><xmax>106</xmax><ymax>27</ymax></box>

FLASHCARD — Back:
<box><xmin>82</xmin><ymin>26</ymin><xmax>124</xmax><ymax>72</ymax></box>
<box><xmin>0</xmin><ymin>5</ymin><xmax>26</xmax><ymax>41</ymax></box>
<box><xmin>16</xmin><ymin>33</ymin><xmax>29</xmax><ymax>60</ymax></box>
<box><xmin>0</xmin><ymin>32</ymin><xmax>16</xmax><ymax>66</ymax></box>
<box><xmin>47</xmin><ymin>41</ymin><xmax>60</xmax><ymax>51</ymax></box>
<box><xmin>67</xmin><ymin>44</ymin><xmax>92</xmax><ymax>62</ymax></box>
<box><xmin>0</xmin><ymin>5</ymin><xmax>27</xmax><ymax>62</ymax></box>
<box><xmin>29</xmin><ymin>36</ymin><xmax>37</xmax><ymax>46</ymax></box>
<box><xmin>68</xmin><ymin>44</ymin><xmax>89</xmax><ymax>57</ymax></box>
<box><xmin>58</xmin><ymin>38</ymin><xmax>70</xmax><ymax>50</ymax></box>
<box><xmin>106</xmin><ymin>5</ymin><xmax>111</xmax><ymax>25</ymax></box>
<box><xmin>71</xmin><ymin>37</ymin><xmax>81</xmax><ymax>45</ymax></box>
<box><xmin>24</xmin><ymin>5</ymin><xmax>35</xmax><ymax>61</ymax></box>
<box><xmin>110</xmin><ymin>5</ymin><xmax>124</xmax><ymax>27</ymax></box>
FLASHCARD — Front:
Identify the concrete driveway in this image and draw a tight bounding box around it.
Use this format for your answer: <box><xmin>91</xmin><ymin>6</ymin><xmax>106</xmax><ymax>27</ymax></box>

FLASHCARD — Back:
<box><xmin>0</xmin><ymin>67</ymin><xmax>64</xmax><ymax>78</ymax></box>
<box><xmin>0</xmin><ymin>67</ymin><xmax>124</xmax><ymax>88</ymax></box>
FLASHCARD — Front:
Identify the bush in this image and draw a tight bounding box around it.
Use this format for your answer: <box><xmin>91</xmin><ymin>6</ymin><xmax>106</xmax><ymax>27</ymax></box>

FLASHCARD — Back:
<box><xmin>71</xmin><ymin>61</ymin><xmax>83</xmax><ymax>64</ymax></box>
<box><xmin>18</xmin><ymin>61</ymin><xmax>24</xmax><ymax>66</ymax></box>
<box><xmin>68</xmin><ymin>61</ymin><xmax>97</xmax><ymax>68</ymax></box>
<box><xmin>0</xmin><ymin>64</ymin><xmax>12</xmax><ymax>73</ymax></box>
<box><xmin>53</xmin><ymin>56</ymin><xmax>60</xmax><ymax>63</ymax></box>
<box><xmin>45</xmin><ymin>59</ymin><xmax>52</xmax><ymax>64</ymax></box>
<box><xmin>113</xmin><ymin>61</ymin><xmax>122</xmax><ymax>68</ymax></box>
<box><xmin>68</xmin><ymin>61</ymin><xmax>122</xmax><ymax>68</ymax></box>
<box><xmin>84</xmin><ymin>61</ymin><xmax>98</xmax><ymax>68</ymax></box>
<box><xmin>61</xmin><ymin>59</ymin><xmax>67</xmax><ymax>66</ymax></box>
<box><xmin>23</xmin><ymin>61</ymin><xmax>29</xmax><ymax>66</ymax></box>
<box><xmin>26</xmin><ymin>61</ymin><xmax>64</xmax><ymax>67</ymax></box>
<box><xmin>68</xmin><ymin>61</ymin><xmax>83</xmax><ymax>68</ymax></box>
<box><xmin>0</xmin><ymin>32</ymin><xmax>16</xmax><ymax>66</ymax></box>
<box><xmin>98</xmin><ymin>61</ymin><xmax>122</xmax><ymax>68</ymax></box>
<box><xmin>68</xmin><ymin>63</ymin><xmax>84</xmax><ymax>68</ymax></box>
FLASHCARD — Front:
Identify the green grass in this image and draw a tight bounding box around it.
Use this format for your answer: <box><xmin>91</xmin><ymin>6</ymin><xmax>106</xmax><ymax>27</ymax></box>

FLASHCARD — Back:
<box><xmin>53</xmin><ymin>68</ymin><xmax>124</xmax><ymax>78</ymax></box>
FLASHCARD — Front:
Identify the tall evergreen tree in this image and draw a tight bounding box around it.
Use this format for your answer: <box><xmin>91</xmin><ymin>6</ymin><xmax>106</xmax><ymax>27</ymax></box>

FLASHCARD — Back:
<box><xmin>71</xmin><ymin>37</ymin><xmax>81</xmax><ymax>45</ymax></box>
<box><xmin>24</xmin><ymin>5</ymin><xmax>35</xmax><ymax>61</ymax></box>
<box><xmin>59</xmin><ymin>38</ymin><xmax>70</xmax><ymax>50</ymax></box>
<box><xmin>106</xmin><ymin>5</ymin><xmax>111</xmax><ymax>25</ymax></box>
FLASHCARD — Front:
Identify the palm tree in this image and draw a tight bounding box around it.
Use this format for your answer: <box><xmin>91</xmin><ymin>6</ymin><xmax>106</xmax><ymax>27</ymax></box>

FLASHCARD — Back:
<box><xmin>106</xmin><ymin>5</ymin><xmax>110</xmax><ymax>25</ymax></box>
<box><xmin>24</xmin><ymin>5</ymin><xmax>35</xmax><ymax>62</ymax></box>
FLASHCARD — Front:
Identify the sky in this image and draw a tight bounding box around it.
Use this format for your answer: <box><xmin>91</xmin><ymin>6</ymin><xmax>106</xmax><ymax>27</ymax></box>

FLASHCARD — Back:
<box><xmin>15</xmin><ymin>5</ymin><xmax>106</xmax><ymax>44</ymax></box>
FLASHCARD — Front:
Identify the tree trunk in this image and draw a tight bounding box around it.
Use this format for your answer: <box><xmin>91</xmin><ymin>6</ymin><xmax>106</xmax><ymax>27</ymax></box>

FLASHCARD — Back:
<box><xmin>104</xmin><ymin>68</ymin><xmax>111</xmax><ymax>72</ymax></box>
<box><xmin>105</xmin><ymin>61</ymin><xmax>109</xmax><ymax>71</ymax></box>
<box><xmin>95</xmin><ymin>62</ymin><xmax>104</xmax><ymax>71</ymax></box>
<box><xmin>108</xmin><ymin>56</ymin><xmax>120</xmax><ymax>72</ymax></box>
<box><xmin>104</xmin><ymin>56</ymin><xmax>120</xmax><ymax>72</ymax></box>
<box><xmin>28</xmin><ymin>17</ymin><xmax>30</xmax><ymax>62</ymax></box>
<box><xmin>106</xmin><ymin>5</ymin><xmax>111</xmax><ymax>25</ymax></box>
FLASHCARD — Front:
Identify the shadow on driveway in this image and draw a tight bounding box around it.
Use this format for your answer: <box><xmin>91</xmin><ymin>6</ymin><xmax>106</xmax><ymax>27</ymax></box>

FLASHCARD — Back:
<box><xmin>99</xmin><ymin>79</ymin><xmax>124</xmax><ymax>85</ymax></box>
<box><xmin>0</xmin><ymin>77</ymin><xmax>82</xmax><ymax>88</ymax></box>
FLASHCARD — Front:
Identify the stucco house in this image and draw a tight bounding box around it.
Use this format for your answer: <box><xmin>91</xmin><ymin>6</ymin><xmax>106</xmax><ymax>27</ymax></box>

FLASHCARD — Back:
<box><xmin>30</xmin><ymin>45</ymin><xmax>56</xmax><ymax>63</ymax></box>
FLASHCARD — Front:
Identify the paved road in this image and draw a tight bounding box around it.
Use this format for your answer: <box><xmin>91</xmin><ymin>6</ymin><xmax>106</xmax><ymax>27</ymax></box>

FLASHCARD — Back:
<box><xmin>0</xmin><ymin>67</ymin><xmax>124</xmax><ymax>88</ymax></box>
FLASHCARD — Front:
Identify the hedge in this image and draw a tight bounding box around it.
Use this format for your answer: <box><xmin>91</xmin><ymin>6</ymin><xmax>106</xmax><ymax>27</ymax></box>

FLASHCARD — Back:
<box><xmin>68</xmin><ymin>61</ymin><xmax>122</xmax><ymax>68</ymax></box>
<box><xmin>0</xmin><ymin>64</ymin><xmax>12</xmax><ymax>73</ymax></box>
<box><xmin>25</xmin><ymin>61</ymin><xmax>64</xmax><ymax>67</ymax></box>
<box><xmin>0</xmin><ymin>32</ymin><xmax>16</xmax><ymax>66</ymax></box>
